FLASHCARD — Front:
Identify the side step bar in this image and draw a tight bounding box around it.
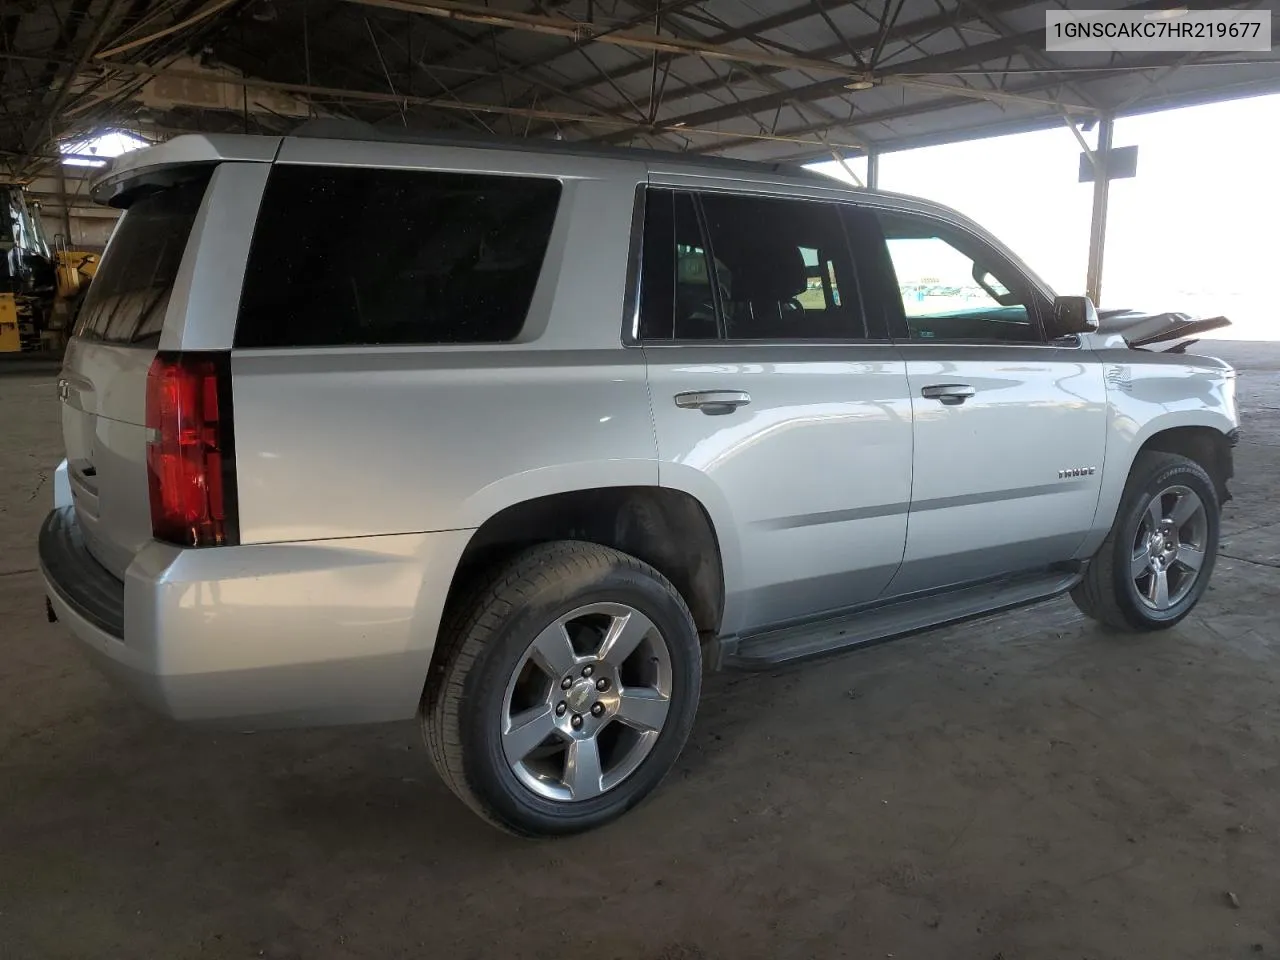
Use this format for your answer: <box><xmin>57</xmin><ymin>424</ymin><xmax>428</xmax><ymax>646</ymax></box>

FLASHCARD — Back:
<box><xmin>723</xmin><ymin>568</ymin><xmax>1082</xmax><ymax>669</ymax></box>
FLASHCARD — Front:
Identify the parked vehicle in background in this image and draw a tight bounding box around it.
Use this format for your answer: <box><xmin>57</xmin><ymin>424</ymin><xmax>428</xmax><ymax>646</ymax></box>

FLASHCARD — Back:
<box><xmin>40</xmin><ymin>127</ymin><xmax>1238</xmax><ymax>835</ymax></box>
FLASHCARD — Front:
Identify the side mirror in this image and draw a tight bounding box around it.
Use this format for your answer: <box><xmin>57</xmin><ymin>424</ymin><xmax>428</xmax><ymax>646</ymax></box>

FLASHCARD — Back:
<box><xmin>1053</xmin><ymin>295</ymin><xmax>1099</xmax><ymax>334</ymax></box>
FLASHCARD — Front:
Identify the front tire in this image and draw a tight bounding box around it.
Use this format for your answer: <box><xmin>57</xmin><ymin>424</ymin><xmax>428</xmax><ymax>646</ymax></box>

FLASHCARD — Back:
<box><xmin>423</xmin><ymin>541</ymin><xmax>701</xmax><ymax>836</ymax></box>
<box><xmin>1072</xmin><ymin>451</ymin><xmax>1219</xmax><ymax>631</ymax></box>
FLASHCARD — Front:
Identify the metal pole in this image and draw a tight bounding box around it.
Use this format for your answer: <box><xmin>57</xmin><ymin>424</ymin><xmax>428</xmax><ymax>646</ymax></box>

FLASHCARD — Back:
<box><xmin>57</xmin><ymin>162</ymin><xmax>73</xmax><ymax>243</ymax></box>
<box><xmin>866</xmin><ymin>150</ymin><xmax>880</xmax><ymax>190</ymax></box>
<box><xmin>1085</xmin><ymin>113</ymin><xmax>1113</xmax><ymax>304</ymax></box>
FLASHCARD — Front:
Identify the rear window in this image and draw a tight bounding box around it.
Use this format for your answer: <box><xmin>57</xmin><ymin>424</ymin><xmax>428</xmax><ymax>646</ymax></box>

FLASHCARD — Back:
<box><xmin>234</xmin><ymin>166</ymin><xmax>562</xmax><ymax>348</ymax></box>
<box><xmin>73</xmin><ymin>171</ymin><xmax>211</xmax><ymax>346</ymax></box>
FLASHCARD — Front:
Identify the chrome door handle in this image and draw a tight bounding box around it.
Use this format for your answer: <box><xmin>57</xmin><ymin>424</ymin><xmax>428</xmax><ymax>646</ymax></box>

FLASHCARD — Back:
<box><xmin>920</xmin><ymin>383</ymin><xmax>976</xmax><ymax>406</ymax></box>
<box><xmin>674</xmin><ymin>390</ymin><xmax>752</xmax><ymax>416</ymax></box>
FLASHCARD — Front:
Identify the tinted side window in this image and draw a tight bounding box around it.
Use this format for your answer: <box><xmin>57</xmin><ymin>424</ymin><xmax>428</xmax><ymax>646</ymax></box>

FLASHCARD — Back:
<box><xmin>877</xmin><ymin>211</ymin><xmax>1042</xmax><ymax>343</ymax></box>
<box><xmin>638</xmin><ymin>189</ymin><xmax>718</xmax><ymax>341</ymax></box>
<box><xmin>698</xmin><ymin>194</ymin><xmax>864</xmax><ymax>340</ymax></box>
<box><xmin>74</xmin><ymin>171</ymin><xmax>212</xmax><ymax>346</ymax></box>
<box><xmin>236</xmin><ymin>167</ymin><xmax>561</xmax><ymax>348</ymax></box>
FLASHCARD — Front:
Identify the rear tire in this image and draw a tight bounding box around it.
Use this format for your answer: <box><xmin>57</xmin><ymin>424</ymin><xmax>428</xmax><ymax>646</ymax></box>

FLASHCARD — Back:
<box><xmin>1072</xmin><ymin>452</ymin><xmax>1219</xmax><ymax>631</ymax></box>
<box><xmin>423</xmin><ymin>541</ymin><xmax>701</xmax><ymax>836</ymax></box>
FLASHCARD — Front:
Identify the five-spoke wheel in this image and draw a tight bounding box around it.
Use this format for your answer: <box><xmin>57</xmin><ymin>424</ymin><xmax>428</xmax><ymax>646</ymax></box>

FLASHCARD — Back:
<box><xmin>1129</xmin><ymin>484</ymin><xmax>1209</xmax><ymax>611</ymax></box>
<box><xmin>1073</xmin><ymin>451</ymin><xmax>1220</xmax><ymax>631</ymax></box>
<box><xmin>502</xmin><ymin>602</ymin><xmax>673</xmax><ymax>802</ymax></box>
<box><xmin>423</xmin><ymin>542</ymin><xmax>701</xmax><ymax>836</ymax></box>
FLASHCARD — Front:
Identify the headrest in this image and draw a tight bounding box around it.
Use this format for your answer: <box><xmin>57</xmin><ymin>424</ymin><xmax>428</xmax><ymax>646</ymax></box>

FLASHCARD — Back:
<box><xmin>731</xmin><ymin>241</ymin><xmax>808</xmax><ymax>303</ymax></box>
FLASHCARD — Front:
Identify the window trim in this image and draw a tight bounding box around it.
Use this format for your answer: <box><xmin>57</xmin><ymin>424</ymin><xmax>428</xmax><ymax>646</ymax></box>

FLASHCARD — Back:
<box><xmin>621</xmin><ymin>181</ymin><xmax>646</xmax><ymax>346</ymax></box>
<box><xmin>690</xmin><ymin>192</ymin><xmax>728</xmax><ymax>342</ymax></box>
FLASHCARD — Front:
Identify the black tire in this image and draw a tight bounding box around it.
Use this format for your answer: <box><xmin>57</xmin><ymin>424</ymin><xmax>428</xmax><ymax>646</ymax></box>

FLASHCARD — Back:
<box><xmin>1072</xmin><ymin>451</ymin><xmax>1219</xmax><ymax>631</ymax></box>
<box><xmin>422</xmin><ymin>540</ymin><xmax>701</xmax><ymax>836</ymax></box>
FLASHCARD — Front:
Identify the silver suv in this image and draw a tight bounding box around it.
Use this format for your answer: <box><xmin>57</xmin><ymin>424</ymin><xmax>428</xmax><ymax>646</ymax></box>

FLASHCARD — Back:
<box><xmin>41</xmin><ymin>129</ymin><xmax>1239</xmax><ymax>836</ymax></box>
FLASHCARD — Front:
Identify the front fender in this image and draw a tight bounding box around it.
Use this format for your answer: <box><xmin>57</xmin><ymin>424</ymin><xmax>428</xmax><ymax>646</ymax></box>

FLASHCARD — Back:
<box><xmin>1079</xmin><ymin>354</ymin><xmax>1237</xmax><ymax>557</ymax></box>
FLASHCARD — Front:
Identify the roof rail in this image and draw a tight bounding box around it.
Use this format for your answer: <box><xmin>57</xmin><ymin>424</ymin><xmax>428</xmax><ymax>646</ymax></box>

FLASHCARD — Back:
<box><xmin>287</xmin><ymin>118</ymin><xmax>827</xmax><ymax>181</ymax></box>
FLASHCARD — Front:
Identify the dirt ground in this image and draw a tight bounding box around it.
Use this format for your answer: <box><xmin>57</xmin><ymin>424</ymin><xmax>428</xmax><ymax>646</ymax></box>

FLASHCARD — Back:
<box><xmin>2</xmin><ymin>343</ymin><xmax>1279</xmax><ymax>960</ymax></box>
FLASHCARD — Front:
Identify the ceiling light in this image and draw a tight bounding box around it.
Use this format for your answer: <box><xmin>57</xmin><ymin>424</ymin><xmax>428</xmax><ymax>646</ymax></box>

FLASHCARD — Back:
<box><xmin>845</xmin><ymin>77</ymin><xmax>876</xmax><ymax>91</ymax></box>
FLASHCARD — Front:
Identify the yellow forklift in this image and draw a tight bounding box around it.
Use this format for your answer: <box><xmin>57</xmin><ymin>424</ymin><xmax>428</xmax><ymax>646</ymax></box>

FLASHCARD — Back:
<box><xmin>1</xmin><ymin>184</ymin><xmax>97</xmax><ymax>354</ymax></box>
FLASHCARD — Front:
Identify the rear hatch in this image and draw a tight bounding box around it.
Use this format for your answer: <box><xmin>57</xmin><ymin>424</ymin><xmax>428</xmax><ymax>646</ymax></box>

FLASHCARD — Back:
<box><xmin>59</xmin><ymin>169</ymin><xmax>213</xmax><ymax>579</ymax></box>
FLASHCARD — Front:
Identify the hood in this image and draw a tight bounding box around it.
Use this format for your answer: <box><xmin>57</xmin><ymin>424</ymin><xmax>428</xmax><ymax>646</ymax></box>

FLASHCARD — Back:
<box><xmin>1096</xmin><ymin>308</ymin><xmax>1231</xmax><ymax>352</ymax></box>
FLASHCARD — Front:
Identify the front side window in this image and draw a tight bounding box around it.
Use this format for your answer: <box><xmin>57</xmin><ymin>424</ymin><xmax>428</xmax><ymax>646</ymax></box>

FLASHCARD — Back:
<box><xmin>877</xmin><ymin>211</ymin><xmax>1042</xmax><ymax>343</ymax></box>
<box><xmin>236</xmin><ymin>166</ymin><xmax>561</xmax><ymax>348</ymax></box>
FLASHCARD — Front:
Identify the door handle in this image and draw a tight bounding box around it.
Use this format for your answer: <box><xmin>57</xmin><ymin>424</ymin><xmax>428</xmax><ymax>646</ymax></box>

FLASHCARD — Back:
<box><xmin>674</xmin><ymin>390</ymin><xmax>752</xmax><ymax>416</ymax></box>
<box><xmin>920</xmin><ymin>383</ymin><xmax>976</xmax><ymax>406</ymax></box>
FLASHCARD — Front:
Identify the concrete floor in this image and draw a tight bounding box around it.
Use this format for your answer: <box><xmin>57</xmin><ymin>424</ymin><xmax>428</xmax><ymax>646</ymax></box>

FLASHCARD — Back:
<box><xmin>2</xmin><ymin>342</ymin><xmax>1279</xmax><ymax>960</ymax></box>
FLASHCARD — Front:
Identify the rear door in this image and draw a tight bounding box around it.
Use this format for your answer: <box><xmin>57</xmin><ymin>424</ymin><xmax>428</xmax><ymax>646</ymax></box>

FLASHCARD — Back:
<box><xmin>854</xmin><ymin>205</ymin><xmax>1107</xmax><ymax>595</ymax></box>
<box><xmin>59</xmin><ymin>169</ymin><xmax>213</xmax><ymax>578</ymax></box>
<box><xmin>640</xmin><ymin>188</ymin><xmax>914</xmax><ymax>635</ymax></box>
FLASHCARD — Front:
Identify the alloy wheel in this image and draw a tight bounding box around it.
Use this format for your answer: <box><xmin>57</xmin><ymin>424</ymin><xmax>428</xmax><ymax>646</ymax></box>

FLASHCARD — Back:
<box><xmin>1130</xmin><ymin>484</ymin><xmax>1209</xmax><ymax>610</ymax></box>
<box><xmin>500</xmin><ymin>602</ymin><xmax>673</xmax><ymax>802</ymax></box>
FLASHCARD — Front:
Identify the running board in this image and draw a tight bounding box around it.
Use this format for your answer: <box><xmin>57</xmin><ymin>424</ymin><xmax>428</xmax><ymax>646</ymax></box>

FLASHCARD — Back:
<box><xmin>724</xmin><ymin>569</ymin><xmax>1082</xmax><ymax>669</ymax></box>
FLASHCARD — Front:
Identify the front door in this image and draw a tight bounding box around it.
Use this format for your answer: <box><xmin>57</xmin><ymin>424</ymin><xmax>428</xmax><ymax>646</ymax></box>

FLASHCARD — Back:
<box><xmin>639</xmin><ymin>187</ymin><xmax>915</xmax><ymax>636</ymax></box>
<box><xmin>864</xmin><ymin>206</ymin><xmax>1108</xmax><ymax>595</ymax></box>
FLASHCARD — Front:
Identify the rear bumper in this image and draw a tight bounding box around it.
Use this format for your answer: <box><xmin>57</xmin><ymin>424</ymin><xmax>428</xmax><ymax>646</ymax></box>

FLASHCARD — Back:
<box><xmin>40</xmin><ymin>506</ymin><xmax>125</xmax><ymax>638</ymax></box>
<box><xmin>40</xmin><ymin>506</ymin><xmax>473</xmax><ymax>727</ymax></box>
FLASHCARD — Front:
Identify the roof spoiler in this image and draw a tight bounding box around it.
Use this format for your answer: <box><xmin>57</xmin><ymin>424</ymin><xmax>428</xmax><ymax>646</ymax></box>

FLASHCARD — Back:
<box><xmin>90</xmin><ymin>134</ymin><xmax>280</xmax><ymax>207</ymax></box>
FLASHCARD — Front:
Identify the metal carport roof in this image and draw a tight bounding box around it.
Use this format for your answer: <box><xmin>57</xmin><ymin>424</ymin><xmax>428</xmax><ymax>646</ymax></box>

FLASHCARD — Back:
<box><xmin>2</xmin><ymin>0</ymin><xmax>1278</xmax><ymax>178</ymax></box>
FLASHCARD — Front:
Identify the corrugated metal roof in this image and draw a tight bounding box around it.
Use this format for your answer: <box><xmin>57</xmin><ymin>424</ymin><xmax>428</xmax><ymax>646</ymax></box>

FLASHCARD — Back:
<box><xmin>2</xmin><ymin>0</ymin><xmax>1278</xmax><ymax>178</ymax></box>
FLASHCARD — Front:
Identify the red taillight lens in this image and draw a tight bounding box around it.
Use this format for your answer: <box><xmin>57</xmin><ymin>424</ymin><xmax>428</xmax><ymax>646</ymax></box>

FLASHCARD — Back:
<box><xmin>145</xmin><ymin>352</ymin><xmax>237</xmax><ymax>547</ymax></box>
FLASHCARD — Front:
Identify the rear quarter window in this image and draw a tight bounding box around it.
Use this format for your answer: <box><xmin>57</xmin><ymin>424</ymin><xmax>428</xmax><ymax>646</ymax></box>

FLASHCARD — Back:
<box><xmin>234</xmin><ymin>166</ymin><xmax>562</xmax><ymax>348</ymax></box>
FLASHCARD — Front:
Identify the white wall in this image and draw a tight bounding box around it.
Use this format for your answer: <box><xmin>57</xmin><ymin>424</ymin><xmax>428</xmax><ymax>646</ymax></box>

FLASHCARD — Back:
<box><xmin>37</xmin><ymin>210</ymin><xmax>119</xmax><ymax>251</ymax></box>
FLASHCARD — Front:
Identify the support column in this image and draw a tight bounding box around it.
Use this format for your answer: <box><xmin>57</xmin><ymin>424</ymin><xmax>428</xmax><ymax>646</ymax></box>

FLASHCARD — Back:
<box><xmin>57</xmin><ymin>163</ymin><xmax>73</xmax><ymax>244</ymax></box>
<box><xmin>1085</xmin><ymin>114</ymin><xmax>1113</xmax><ymax>304</ymax></box>
<box><xmin>866</xmin><ymin>150</ymin><xmax>880</xmax><ymax>190</ymax></box>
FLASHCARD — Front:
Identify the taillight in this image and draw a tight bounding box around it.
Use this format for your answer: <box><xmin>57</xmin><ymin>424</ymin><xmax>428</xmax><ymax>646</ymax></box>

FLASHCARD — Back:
<box><xmin>145</xmin><ymin>352</ymin><xmax>238</xmax><ymax>547</ymax></box>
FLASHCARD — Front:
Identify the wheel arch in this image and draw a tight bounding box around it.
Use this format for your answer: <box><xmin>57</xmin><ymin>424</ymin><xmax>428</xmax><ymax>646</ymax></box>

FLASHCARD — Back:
<box><xmin>441</xmin><ymin>485</ymin><xmax>729</xmax><ymax>652</ymax></box>
<box><xmin>1081</xmin><ymin>410</ymin><xmax>1236</xmax><ymax>560</ymax></box>
<box><xmin>1136</xmin><ymin>424</ymin><xmax>1235</xmax><ymax>504</ymax></box>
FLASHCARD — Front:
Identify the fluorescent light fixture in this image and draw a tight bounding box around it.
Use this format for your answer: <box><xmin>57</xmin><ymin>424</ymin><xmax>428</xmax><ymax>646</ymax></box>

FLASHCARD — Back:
<box><xmin>59</xmin><ymin>130</ymin><xmax>149</xmax><ymax>167</ymax></box>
